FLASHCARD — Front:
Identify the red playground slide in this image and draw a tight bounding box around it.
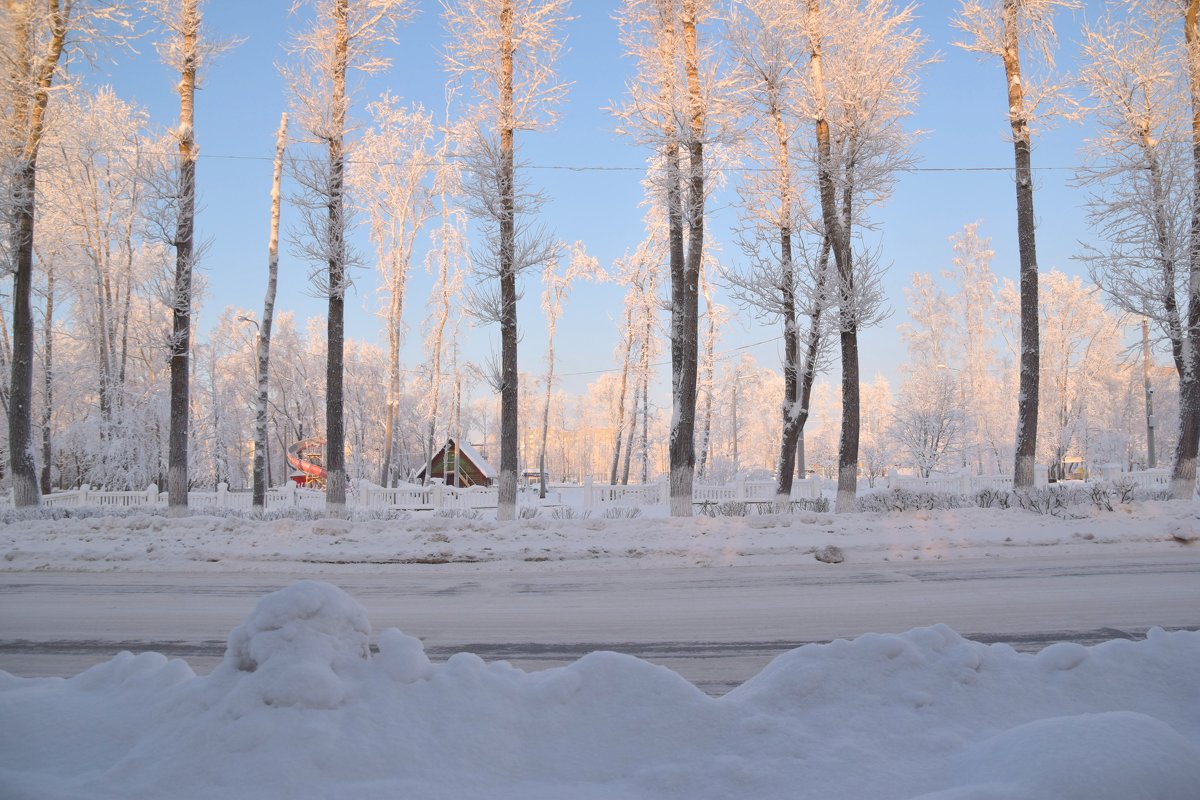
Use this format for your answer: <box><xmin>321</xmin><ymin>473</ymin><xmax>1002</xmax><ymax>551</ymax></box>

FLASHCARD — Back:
<box><xmin>287</xmin><ymin>437</ymin><xmax>327</xmax><ymax>487</ymax></box>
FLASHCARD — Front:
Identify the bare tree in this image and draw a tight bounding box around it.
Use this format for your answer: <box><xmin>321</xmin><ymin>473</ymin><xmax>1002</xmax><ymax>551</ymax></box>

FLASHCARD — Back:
<box><xmin>955</xmin><ymin>0</ymin><xmax>1078</xmax><ymax>488</ymax></box>
<box><xmin>725</xmin><ymin>0</ymin><xmax>840</xmax><ymax>499</ymax></box>
<box><xmin>892</xmin><ymin>368</ymin><xmax>964</xmax><ymax>477</ymax></box>
<box><xmin>615</xmin><ymin>0</ymin><xmax>728</xmax><ymax>515</ymax></box>
<box><xmin>2</xmin><ymin>0</ymin><xmax>73</xmax><ymax>506</ymax></box>
<box><xmin>284</xmin><ymin>0</ymin><xmax>417</xmax><ymax>515</ymax></box>
<box><xmin>419</xmin><ymin>103</ymin><xmax>469</xmax><ymax>487</ymax></box>
<box><xmin>805</xmin><ymin>0</ymin><xmax>926</xmax><ymax>511</ymax></box>
<box><xmin>444</xmin><ymin>0</ymin><xmax>570</xmax><ymax>520</ymax></box>
<box><xmin>351</xmin><ymin>96</ymin><xmax>434</xmax><ymax>486</ymax></box>
<box><xmin>1075</xmin><ymin>0</ymin><xmax>1200</xmax><ymax>497</ymax></box>
<box><xmin>251</xmin><ymin>112</ymin><xmax>288</xmax><ymax>512</ymax></box>
<box><xmin>536</xmin><ymin>241</ymin><xmax>596</xmax><ymax>498</ymax></box>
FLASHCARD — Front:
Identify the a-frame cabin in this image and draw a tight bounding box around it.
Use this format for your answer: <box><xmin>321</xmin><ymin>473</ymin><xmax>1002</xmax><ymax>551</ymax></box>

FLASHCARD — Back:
<box><xmin>414</xmin><ymin>437</ymin><xmax>497</xmax><ymax>488</ymax></box>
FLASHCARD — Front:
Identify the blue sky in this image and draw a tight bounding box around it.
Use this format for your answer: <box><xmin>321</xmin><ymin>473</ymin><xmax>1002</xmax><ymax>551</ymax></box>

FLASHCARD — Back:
<box><xmin>88</xmin><ymin>1</ymin><xmax>1104</xmax><ymax>399</ymax></box>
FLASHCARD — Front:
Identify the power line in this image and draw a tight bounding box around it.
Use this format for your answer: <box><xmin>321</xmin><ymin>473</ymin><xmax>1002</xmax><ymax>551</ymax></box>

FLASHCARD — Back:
<box><xmin>45</xmin><ymin>143</ymin><xmax>1092</xmax><ymax>173</ymax></box>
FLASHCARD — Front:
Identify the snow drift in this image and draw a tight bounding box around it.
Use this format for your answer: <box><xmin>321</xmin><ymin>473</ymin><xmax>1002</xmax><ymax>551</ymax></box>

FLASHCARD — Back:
<box><xmin>2</xmin><ymin>580</ymin><xmax>1197</xmax><ymax>800</ymax></box>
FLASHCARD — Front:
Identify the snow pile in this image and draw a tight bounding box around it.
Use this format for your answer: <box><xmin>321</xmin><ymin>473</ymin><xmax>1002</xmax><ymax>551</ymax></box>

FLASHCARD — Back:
<box><xmin>2</xmin><ymin>581</ymin><xmax>1197</xmax><ymax>800</ymax></box>
<box><xmin>2</xmin><ymin>500</ymin><xmax>1197</xmax><ymax>573</ymax></box>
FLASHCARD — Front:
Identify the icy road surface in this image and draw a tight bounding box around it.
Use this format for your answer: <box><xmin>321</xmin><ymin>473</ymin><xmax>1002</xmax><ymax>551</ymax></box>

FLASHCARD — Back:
<box><xmin>2</xmin><ymin>550</ymin><xmax>1197</xmax><ymax>694</ymax></box>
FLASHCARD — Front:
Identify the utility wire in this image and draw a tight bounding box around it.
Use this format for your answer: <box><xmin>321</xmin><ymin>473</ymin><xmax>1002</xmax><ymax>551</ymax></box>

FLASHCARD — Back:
<box><xmin>43</xmin><ymin>143</ymin><xmax>1093</xmax><ymax>173</ymax></box>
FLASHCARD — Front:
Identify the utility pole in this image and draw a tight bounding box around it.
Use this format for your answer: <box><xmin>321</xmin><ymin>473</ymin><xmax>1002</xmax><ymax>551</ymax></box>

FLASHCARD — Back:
<box><xmin>1143</xmin><ymin>319</ymin><xmax>1156</xmax><ymax>468</ymax></box>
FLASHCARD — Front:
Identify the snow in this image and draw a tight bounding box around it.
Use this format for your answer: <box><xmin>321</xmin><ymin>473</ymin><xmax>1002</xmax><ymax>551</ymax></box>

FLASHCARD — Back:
<box><xmin>1</xmin><ymin>579</ymin><xmax>1197</xmax><ymax>799</ymax></box>
<box><xmin>2</xmin><ymin>498</ymin><xmax>1199</xmax><ymax>573</ymax></box>
<box><xmin>1</xmin><ymin>502</ymin><xmax>1198</xmax><ymax>797</ymax></box>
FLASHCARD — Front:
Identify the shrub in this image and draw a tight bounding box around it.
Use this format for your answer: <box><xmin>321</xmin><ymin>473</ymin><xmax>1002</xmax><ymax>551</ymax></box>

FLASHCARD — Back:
<box><xmin>434</xmin><ymin>508</ymin><xmax>481</xmax><ymax>520</ymax></box>
<box><xmin>602</xmin><ymin>506</ymin><xmax>641</xmax><ymax>519</ymax></box>
<box><xmin>551</xmin><ymin>506</ymin><xmax>590</xmax><ymax>520</ymax></box>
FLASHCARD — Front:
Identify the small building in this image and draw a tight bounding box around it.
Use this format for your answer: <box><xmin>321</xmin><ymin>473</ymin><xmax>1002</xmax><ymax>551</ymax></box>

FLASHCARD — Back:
<box><xmin>414</xmin><ymin>438</ymin><xmax>497</xmax><ymax>488</ymax></box>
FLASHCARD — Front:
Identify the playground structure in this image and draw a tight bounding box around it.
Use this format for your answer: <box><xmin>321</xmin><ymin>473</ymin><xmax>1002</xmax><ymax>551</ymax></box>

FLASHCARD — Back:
<box><xmin>287</xmin><ymin>437</ymin><xmax>327</xmax><ymax>488</ymax></box>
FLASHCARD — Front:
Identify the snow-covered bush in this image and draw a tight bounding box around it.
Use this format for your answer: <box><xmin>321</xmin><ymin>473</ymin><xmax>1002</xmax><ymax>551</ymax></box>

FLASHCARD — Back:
<box><xmin>434</xmin><ymin>508</ymin><xmax>481</xmax><ymax>520</ymax></box>
<box><xmin>602</xmin><ymin>506</ymin><xmax>641</xmax><ymax>519</ymax></box>
<box><xmin>551</xmin><ymin>506</ymin><xmax>590</xmax><ymax>520</ymax></box>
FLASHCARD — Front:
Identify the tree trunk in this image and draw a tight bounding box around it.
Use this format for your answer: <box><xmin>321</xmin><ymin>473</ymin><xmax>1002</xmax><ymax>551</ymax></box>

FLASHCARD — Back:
<box><xmin>1172</xmin><ymin>0</ymin><xmax>1200</xmax><ymax>499</ymax></box>
<box><xmin>496</xmin><ymin>0</ymin><xmax>519</xmax><ymax>520</ymax></box>
<box><xmin>168</xmin><ymin>0</ymin><xmax>199</xmax><ymax>515</ymax></box>
<box><xmin>8</xmin><ymin>4</ymin><xmax>69</xmax><ymax>507</ymax></box>
<box><xmin>324</xmin><ymin>0</ymin><xmax>350</xmax><ymax>516</ymax></box>
<box><xmin>253</xmin><ymin>112</ymin><xmax>287</xmax><ymax>512</ymax></box>
<box><xmin>381</xmin><ymin>258</ymin><xmax>400</xmax><ymax>487</ymax></box>
<box><xmin>773</xmin><ymin>93</ymin><xmax>801</xmax><ymax>503</ymax></box>
<box><xmin>808</xmin><ymin>0</ymin><xmax>856</xmax><ymax>512</ymax></box>
<box><xmin>40</xmin><ymin>263</ymin><xmax>54</xmax><ymax>496</ymax></box>
<box><xmin>1002</xmin><ymin>0</ymin><xmax>1041</xmax><ymax>489</ymax></box>
<box><xmin>668</xmin><ymin>0</ymin><xmax>704</xmax><ymax>517</ymax></box>
<box><xmin>696</xmin><ymin>267</ymin><xmax>715</xmax><ymax>480</ymax></box>
<box><xmin>621</xmin><ymin>382</ymin><xmax>638</xmax><ymax>485</ymax></box>
<box><xmin>609</xmin><ymin>307</ymin><xmax>633</xmax><ymax>484</ymax></box>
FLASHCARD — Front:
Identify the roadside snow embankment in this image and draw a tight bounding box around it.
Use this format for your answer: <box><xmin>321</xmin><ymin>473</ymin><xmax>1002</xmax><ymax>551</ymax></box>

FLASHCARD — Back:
<box><xmin>2</xmin><ymin>580</ymin><xmax>1197</xmax><ymax>800</ymax></box>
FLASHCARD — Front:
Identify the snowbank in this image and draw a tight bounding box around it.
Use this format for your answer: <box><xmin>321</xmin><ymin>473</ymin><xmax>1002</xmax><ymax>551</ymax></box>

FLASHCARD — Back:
<box><xmin>2</xmin><ymin>500</ymin><xmax>1197</xmax><ymax>573</ymax></box>
<box><xmin>2</xmin><ymin>580</ymin><xmax>1197</xmax><ymax>799</ymax></box>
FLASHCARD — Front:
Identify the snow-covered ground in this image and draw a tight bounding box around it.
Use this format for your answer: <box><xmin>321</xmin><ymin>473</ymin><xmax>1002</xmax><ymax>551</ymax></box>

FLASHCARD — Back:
<box><xmin>2</xmin><ymin>502</ymin><xmax>1198</xmax><ymax>798</ymax></box>
<box><xmin>2</xmin><ymin>498</ymin><xmax>1199</xmax><ymax>573</ymax></box>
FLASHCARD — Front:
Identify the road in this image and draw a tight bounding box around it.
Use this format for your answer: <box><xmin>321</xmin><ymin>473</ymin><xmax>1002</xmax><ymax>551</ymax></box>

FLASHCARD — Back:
<box><xmin>2</xmin><ymin>550</ymin><xmax>1198</xmax><ymax>694</ymax></box>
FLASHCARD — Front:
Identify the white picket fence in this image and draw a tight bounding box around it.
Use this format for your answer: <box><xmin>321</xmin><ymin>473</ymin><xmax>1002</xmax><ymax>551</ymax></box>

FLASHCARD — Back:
<box><xmin>21</xmin><ymin>475</ymin><xmax>825</xmax><ymax>514</ymax></box>
<box><xmin>579</xmin><ymin>476</ymin><xmax>825</xmax><ymax>509</ymax></box>
<box><xmin>886</xmin><ymin>465</ymin><xmax>1175</xmax><ymax>494</ymax></box>
<box><xmin>887</xmin><ymin>472</ymin><xmax>1022</xmax><ymax>494</ymax></box>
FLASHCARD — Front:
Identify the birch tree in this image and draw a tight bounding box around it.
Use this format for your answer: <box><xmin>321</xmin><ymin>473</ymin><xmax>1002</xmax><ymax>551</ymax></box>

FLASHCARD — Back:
<box><xmin>1075</xmin><ymin>0</ymin><xmax>1200</xmax><ymax>497</ymax></box>
<box><xmin>955</xmin><ymin>0</ymin><xmax>1078</xmax><ymax>488</ymax></box>
<box><xmin>250</xmin><ymin>112</ymin><xmax>287</xmax><ymax>512</ymax></box>
<box><xmin>284</xmin><ymin>0</ymin><xmax>417</xmax><ymax>515</ymax></box>
<box><xmin>444</xmin><ymin>0</ymin><xmax>570</xmax><ymax>520</ymax></box>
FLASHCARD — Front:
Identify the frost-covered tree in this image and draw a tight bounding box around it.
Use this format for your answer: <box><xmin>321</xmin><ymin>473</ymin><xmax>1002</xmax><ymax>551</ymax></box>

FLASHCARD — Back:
<box><xmin>350</xmin><ymin>96</ymin><xmax>434</xmax><ymax>487</ymax></box>
<box><xmin>805</xmin><ymin>0</ymin><xmax>926</xmax><ymax>511</ymax></box>
<box><xmin>955</xmin><ymin>0</ymin><xmax>1078</xmax><ymax>488</ymax></box>
<box><xmin>725</xmin><ymin>0</ymin><xmax>833</xmax><ymax>502</ymax></box>
<box><xmin>536</xmin><ymin>242</ymin><xmax>596</xmax><ymax>498</ymax></box>
<box><xmin>444</xmin><ymin>0</ymin><xmax>570</xmax><ymax>520</ymax></box>
<box><xmin>615</xmin><ymin>0</ymin><xmax>729</xmax><ymax>515</ymax></box>
<box><xmin>1</xmin><ymin>0</ymin><xmax>130</xmax><ymax>505</ymax></box>
<box><xmin>284</xmin><ymin>0</ymin><xmax>417</xmax><ymax>515</ymax></box>
<box><xmin>1075</xmin><ymin>0</ymin><xmax>1200</xmax><ymax>497</ymax></box>
<box><xmin>1000</xmin><ymin>271</ymin><xmax>1122</xmax><ymax>480</ymax></box>
<box><xmin>892</xmin><ymin>368</ymin><xmax>964</xmax><ymax>477</ymax></box>
<box><xmin>144</xmin><ymin>0</ymin><xmax>232</xmax><ymax>513</ymax></box>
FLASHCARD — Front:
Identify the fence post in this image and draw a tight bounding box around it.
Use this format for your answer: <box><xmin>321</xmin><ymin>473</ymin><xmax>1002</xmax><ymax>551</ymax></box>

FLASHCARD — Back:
<box><xmin>80</xmin><ymin>485</ymin><xmax>90</xmax><ymax>506</ymax></box>
<box><xmin>1034</xmin><ymin>464</ymin><xmax>1049</xmax><ymax>488</ymax></box>
<box><xmin>433</xmin><ymin>481</ymin><xmax>445</xmax><ymax>511</ymax></box>
<box><xmin>735</xmin><ymin>477</ymin><xmax>746</xmax><ymax>501</ymax></box>
<box><xmin>146</xmin><ymin>484</ymin><xmax>158</xmax><ymax>506</ymax></box>
<box><xmin>217</xmin><ymin>482</ymin><xmax>229</xmax><ymax>508</ymax></box>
